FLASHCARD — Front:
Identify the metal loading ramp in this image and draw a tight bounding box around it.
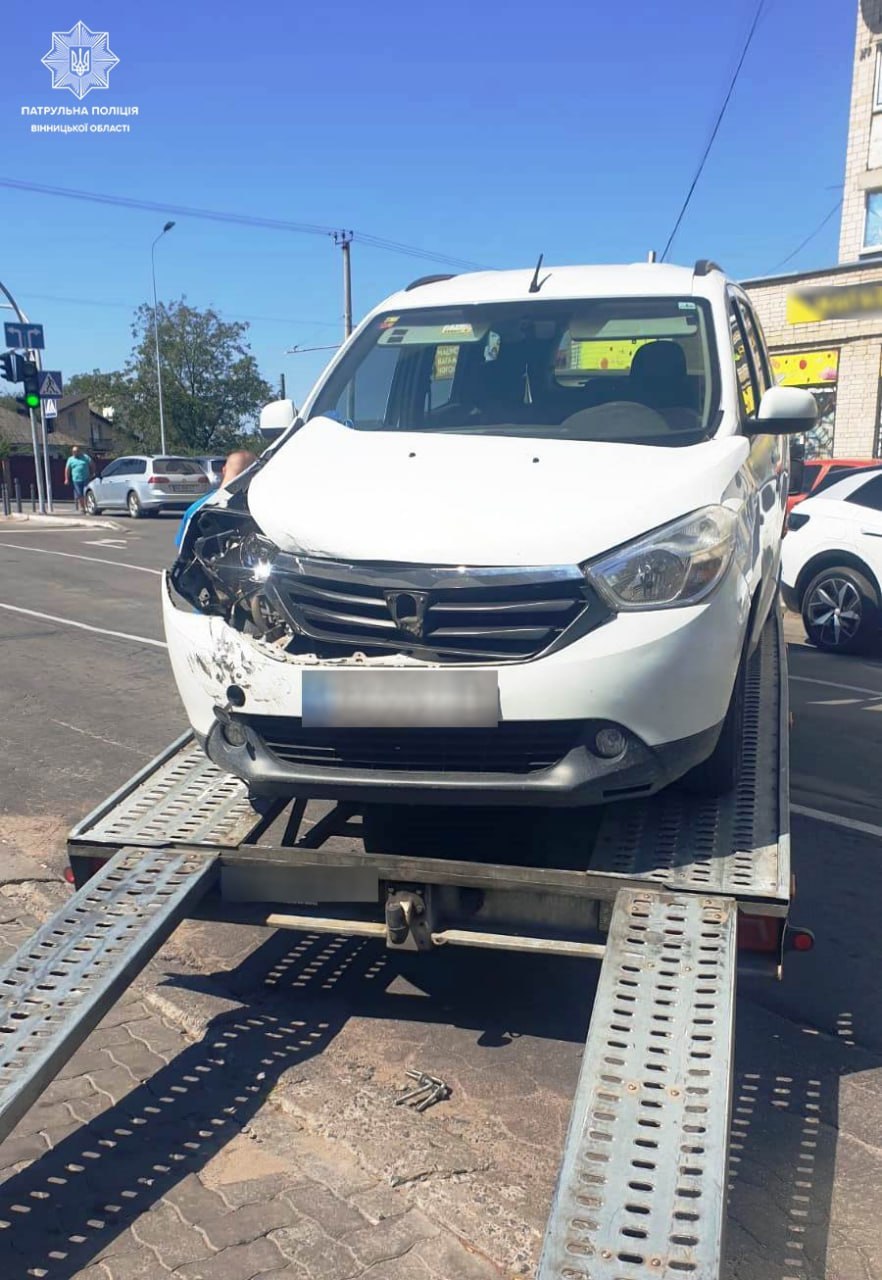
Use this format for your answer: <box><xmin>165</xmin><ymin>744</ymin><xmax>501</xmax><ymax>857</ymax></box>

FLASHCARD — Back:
<box><xmin>0</xmin><ymin>846</ymin><xmax>218</xmax><ymax>1145</ymax></box>
<box><xmin>538</xmin><ymin>888</ymin><xmax>737</xmax><ymax>1280</ymax></box>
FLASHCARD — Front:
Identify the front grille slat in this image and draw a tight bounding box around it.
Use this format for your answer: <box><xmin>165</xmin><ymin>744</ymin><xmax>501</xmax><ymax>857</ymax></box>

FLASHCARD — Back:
<box><xmin>268</xmin><ymin>559</ymin><xmax>604</xmax><ymax>663</ymax></box>
<box><xmin>300</xmin><ymin>605</ymin><xmax>397</xmax><ymax>632</ymax></box>
<box><xmin>245</xmin><ymin>716</ymin><xmax>584</xmax><ymax>775</ymax></box>
<box><xmin>430</xmin><ymin>626</ymin><xmax>552</xmax><ymax>641</ymax></box>
<box><xmin>429</xmin><ymin>598</ymin><xmax>576</xmax><ymax>616</ymax></box>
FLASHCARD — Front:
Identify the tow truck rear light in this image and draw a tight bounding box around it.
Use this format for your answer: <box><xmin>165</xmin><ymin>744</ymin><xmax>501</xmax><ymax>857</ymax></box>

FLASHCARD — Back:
<box><xmin>737</xmin><ymin>913</ymin><xmax>781</xmax><ymax>953</ymax></box>
<box><xmin>787</xmin><ymin>927</ymin><xmax>815</xmax><ymax>952</ymax></box>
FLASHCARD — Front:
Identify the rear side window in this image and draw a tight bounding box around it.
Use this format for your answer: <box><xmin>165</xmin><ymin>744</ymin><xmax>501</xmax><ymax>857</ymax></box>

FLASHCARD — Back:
<box><xmin>845</xmin><ymin>474</ymin><xmax>882</xmax><ymax>510</ymax></box>
<box><xmin>154</xmin><ymin>458</ymin><xmax>204</xmax><ymax>475</ymax></box>
<box><xmin>130</xmin><ymin>459</ymin><xmax>147</xmax><ymax>475</ymax></box>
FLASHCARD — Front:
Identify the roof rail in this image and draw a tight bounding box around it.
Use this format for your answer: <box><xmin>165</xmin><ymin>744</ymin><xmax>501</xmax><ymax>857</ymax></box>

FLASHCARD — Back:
<box><xmin>694</xmin><ymin>259</ymin><xmax>724</xmax><ymax>276</ymax></box>
<box><xmin>404</xmin><ymin>273</ymin><xmax>457</xmax><ymax>291</ymax></box>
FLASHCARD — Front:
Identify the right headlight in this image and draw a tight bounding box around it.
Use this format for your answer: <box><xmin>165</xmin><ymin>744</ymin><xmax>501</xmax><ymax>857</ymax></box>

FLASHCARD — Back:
<box><xmin>583</xmin><ymin>505</ymin><xmax>737</xmax><ymax>611</ymax></box>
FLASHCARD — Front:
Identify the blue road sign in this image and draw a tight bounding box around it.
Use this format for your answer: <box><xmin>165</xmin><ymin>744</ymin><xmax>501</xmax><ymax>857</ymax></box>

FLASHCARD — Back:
<box><xmin>4</xmin><ymin>322</ymin><xmax>45</xmax><ymax>350</ymax></box>
<box><xmin>38</xmin><ymin>370</ymin><xmax>63</xmax><ymax>398</ymax></box>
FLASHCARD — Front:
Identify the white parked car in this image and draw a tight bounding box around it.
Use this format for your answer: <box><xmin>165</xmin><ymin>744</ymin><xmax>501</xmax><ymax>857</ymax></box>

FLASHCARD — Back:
<box><xmin>164</xmin><ymin>261</ymin><xmax>816</xmax><ymax>806</ymax></box>
<box><xmin>782</xmin><ymin>466</ymin><xmax>882</xmax><ymax>652</ymax></box>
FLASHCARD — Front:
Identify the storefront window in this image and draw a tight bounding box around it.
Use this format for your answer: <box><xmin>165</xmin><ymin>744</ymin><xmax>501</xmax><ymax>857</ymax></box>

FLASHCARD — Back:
<box><xmin>770</xmin><ymin>349</ymin><xmax>838</xmax><ymax>457</ymax></box>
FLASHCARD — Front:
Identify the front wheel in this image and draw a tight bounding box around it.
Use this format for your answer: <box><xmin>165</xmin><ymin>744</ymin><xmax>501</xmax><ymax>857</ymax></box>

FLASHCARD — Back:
<box><xmin>127</xmin><ymin>490</ymin><xmax>143</xmax><ymax>519</ymax></box>
<box><xmin>802</xmin><ymin>566</ymin><xmax>879</xmax><ymax>653</ymax></box>
<box><xmin>85</xmin><ymin>490</ymin><xmax>101</xmax><ymax>516</ymax></box>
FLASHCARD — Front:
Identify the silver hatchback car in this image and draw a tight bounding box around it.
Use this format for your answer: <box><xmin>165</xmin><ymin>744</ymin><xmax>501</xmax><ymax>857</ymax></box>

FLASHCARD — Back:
<box><xmin>85</xmin><ymin>456</ymin><xmax>211</xmax><ymax>518</ymax></box>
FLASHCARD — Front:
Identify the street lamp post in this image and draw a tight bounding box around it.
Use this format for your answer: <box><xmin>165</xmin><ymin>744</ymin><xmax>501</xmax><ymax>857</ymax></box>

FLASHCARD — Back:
<box><xmin>151</xmin><ymin>221</ymin><xmax>175</xmax><ymax>454</ymax></box>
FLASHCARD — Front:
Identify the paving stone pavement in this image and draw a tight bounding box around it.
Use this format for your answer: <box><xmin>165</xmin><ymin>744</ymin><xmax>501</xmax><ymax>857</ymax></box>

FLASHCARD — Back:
<box><xmin>0</xmin><ymin>901</ymin><xmax>509</xmax><ymax>1280</ymax></box>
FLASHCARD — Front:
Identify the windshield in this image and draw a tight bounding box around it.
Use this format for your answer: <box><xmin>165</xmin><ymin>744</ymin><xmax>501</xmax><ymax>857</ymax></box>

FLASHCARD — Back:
<box><xmin>309</xmin><ymin>298</ymin><xmax>719</xmax><ymax>445</ymax></box>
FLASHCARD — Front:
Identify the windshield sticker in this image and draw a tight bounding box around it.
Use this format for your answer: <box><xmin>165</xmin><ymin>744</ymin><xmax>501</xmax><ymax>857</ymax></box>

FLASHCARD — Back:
<box><xmin>379</xmin><ymin>315</ymin><xmax>400</xmax><ymax>329</ymax></box>
<box><xmin>441</xmin><ymin>323</ymin><xmax>474</xmax><ymax>336</ymax></box>
<box><xmin>484</xmin><ymin>331</ymin><xmax>501</xmax><ymax>362</ymax></box>
<box><xmin>678</xmin><ymin>301</ymin><xmax>697</xmax><ymax>310</ymax></box>
<box><xmin>433</xmin><ymin>345</ymin><xmax>459</xmax><ymax>380</ymax></box>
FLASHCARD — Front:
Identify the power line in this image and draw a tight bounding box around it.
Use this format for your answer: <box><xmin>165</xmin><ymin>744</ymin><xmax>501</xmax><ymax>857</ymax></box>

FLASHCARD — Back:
<box><xmin>766</xmin><ymin>199</ymin><xmax>843</xmax><ymax>274</ymax></box>
<box><xmin>0</xmin><ymin>178</ymin><xmax>488</xmax><ymax>272</ymax></box>
<box><xmin>661</xmin><ymin>0</ymin><xmax>766</xmax><ymax>262</ymax></box>
<box><xmin>23</xmin><ymin>289</ymin><xmax>342</xmax><ymax>329</ymax></box>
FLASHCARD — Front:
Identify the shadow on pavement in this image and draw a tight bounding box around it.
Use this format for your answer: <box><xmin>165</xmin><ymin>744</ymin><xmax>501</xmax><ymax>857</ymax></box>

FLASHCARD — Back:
<box><xmin>0</xmin><ymin>928</ymin><xmax>598</xmax><ymax>1279</ymax></box>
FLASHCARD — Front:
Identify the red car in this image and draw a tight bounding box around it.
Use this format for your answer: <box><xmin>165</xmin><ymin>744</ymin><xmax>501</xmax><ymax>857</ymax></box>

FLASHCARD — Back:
<box><xmin>787</xmin><ymin>455</ymin><xmax>882</xmax><ymax>514</ymax></box>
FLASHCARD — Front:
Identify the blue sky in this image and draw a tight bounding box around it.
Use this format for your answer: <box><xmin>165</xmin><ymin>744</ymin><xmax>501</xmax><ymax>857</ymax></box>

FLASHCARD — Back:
<box><xmin>0</xmin><ymin>1</ymin><xmax>857</xmax><ymax>406</ymax></box>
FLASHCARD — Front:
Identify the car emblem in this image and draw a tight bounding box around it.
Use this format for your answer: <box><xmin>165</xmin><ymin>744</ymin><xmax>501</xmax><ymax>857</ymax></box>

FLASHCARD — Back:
<box><xmin>385</xmin><ymin>590</ymin><xmax>430</xmax><ymax>639</ymax></box>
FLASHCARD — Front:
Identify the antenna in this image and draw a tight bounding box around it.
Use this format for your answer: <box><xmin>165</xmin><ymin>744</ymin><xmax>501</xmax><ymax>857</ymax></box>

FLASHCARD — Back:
<box><xmin>528</xmin><ymin>253</ymin><xmax>551</xmax><ymax>294</ymax></box>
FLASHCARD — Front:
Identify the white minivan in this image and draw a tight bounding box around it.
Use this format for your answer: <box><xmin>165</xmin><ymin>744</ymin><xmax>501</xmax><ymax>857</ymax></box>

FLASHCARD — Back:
<box><xmin>163</xmin><ymin>261</ymin><xmax>816</xmax><ymax>806</ymax></box>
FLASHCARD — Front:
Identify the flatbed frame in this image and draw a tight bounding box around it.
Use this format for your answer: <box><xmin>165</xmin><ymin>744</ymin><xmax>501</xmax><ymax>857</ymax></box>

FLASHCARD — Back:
<box><xmin>0</xmin><ymin>610</ymin><xmax>794</xmax><ymax>1279</ymax></box>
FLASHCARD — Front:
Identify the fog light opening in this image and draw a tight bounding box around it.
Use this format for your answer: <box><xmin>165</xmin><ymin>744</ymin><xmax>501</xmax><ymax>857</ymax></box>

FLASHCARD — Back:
<box><xmin>594</xmin><ymin>726</ymin><xmax>628</xmax><ymax>759</ymax></box>
<box><xmin>221</xmin><ymin>720</ymin><xmax>248</xmax><ymax>748</ymax></box>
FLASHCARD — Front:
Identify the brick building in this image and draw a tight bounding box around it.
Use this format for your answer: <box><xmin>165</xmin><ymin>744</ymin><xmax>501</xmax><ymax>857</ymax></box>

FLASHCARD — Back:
<box><xmin>742</xmin><ymin>1</ymin><xmax>882</xmax><ymax>458</ymax></box>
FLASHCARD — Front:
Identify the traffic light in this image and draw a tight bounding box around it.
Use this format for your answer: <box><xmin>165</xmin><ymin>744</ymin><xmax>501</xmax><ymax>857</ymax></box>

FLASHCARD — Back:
<box><xmin>2</xmin><ymin>351</ymin><xmax>40</xmax><ymax>411</ymax></box>
<box><xmin>20</xmin><ymin>358</ymin><xmax>40</xmax><ymax>409</ymax></box>
<box><xmin>1</xmin><ymin>351</ymin><xmax>24</xmax><ymax>384</ymax></box>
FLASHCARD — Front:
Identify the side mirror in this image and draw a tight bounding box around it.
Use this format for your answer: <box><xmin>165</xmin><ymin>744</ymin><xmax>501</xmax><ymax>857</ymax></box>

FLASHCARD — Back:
<box><xmin>754</xmin><ymin>385</ymin><xmax>818</xmax><ymax>435</ymax></box>
<box><xmin>259</xmin><ymin>398</ymin><xmax>299</xmax><ymax>442</ymax></box>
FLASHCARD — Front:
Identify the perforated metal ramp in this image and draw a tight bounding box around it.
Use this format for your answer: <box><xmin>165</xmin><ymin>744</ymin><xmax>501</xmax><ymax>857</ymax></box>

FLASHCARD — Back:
<box><xmin>538</xmin><ymin>887</ymin><xmax>736</xmax><ymax>1280</ymax></box>
<box><xmin>0</xmin><ymin>846</ymin><xmax>218</xmax><ymax>1145</ymax></box>
<box><xmin>590</xmin><ymin>613</ymin><xmax>789</xmax><ymax>910</ymax></box>
<box><xmin>70</xmin><ymin>732</ymin><xmax>273</xmax><ymax>852</ymax></box>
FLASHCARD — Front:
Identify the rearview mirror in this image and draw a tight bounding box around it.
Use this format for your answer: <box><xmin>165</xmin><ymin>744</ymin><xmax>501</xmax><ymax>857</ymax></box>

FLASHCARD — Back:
<box><xmin>259</xmin><ymin>398</ymin><xmax>299</xmax><ymax>441</ymax></box>
<box><xmin>754</xmin><ymin>386</ymin><xmax>818</xmax><ymax>435</ymax></box>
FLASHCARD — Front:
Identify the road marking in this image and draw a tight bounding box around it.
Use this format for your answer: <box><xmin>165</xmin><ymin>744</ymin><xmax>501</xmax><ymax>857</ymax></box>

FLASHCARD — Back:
<box><xmin>0</xmin><ymin>602</ymin><xmax>167</xmax><ymax>649</ymax></box>
<box><xmin>84</xmin><ymin>538</ymin><xmax>128</xmax><ymax>548</ymax></box>
<box><xmin>0</xmin><ymin>542</ymin><xmax>161</xmax><ymax>575</ymax></box>
<box><xmin>49</xmin><ymin>718</ymin><xmax>150</xmax><ymax>757</ymax></box>
<box><xmin>790</xmin><ymin>674</ymin><xmax>882</xmax><ymax>698</ymax></box>
<box><xmin>791</xmin><ymin>803</ymin><xmax>882</xmax><ymax>840</ymax></box>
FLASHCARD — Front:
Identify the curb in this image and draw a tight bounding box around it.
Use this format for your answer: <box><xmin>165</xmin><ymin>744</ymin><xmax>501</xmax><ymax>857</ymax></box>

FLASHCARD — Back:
<box><xmin>0</xmin><ymin>513</ymin><xmax>122</xmax><ymax>530</ymax></box>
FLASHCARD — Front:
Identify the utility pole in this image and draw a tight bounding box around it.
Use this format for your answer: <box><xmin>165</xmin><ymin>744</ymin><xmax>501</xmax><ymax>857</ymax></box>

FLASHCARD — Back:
<box><xmin>151</xmin><ymin>221</ymin><xmax>175</xmax><ymax>454</ymax></box>
<box><xmin>0</xmin><ymin>281</ymin><xmax>47</xmax><ymax>513</ymax></box>
<box><xmin>333</xmin><ymin>231</ymin><xmax>354</xmax><ymax>339</ymax></box>
<box><xmin>280</xmin><ymin>372</ymin><xmax>286</xmax><ymax>400</ymax></box>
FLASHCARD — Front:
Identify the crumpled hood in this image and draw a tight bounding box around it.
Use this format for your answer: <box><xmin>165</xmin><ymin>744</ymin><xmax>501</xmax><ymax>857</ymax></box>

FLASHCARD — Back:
<box><xmin>247</xmin><ymin>417</ymin><xmax>748</xmax><ymax>566</ymax></box>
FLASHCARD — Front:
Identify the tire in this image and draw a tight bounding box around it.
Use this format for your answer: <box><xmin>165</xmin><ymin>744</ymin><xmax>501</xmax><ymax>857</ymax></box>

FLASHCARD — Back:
<box><xmin>127</xmin><ymin>490</ymin><xmax>144</xmax><ymax>519</ymax></box>
<box><xmin>801</xmin><ymin>566</ymin><xmax>879</xmax><ymax>654</ymax></box>
<box><xmin>84</xmin><ymin>490</ymin><xmax>101</xmax><ymax>516</ymax></box>
<box><xmin>681</xmin><ymin>650</ymin><xmax>746</xmax><ymax>798</ymax></box>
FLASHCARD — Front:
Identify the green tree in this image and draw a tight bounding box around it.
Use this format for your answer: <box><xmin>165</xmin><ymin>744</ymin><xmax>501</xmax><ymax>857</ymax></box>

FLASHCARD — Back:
<box><xmin>125</xmin><ymin>301</ymin><xmax>273</xmax><ymax>452</ymax></box>
<box><xmin>67</xmin><ymin>300</ymin><xmax>274</xmax><ymax>454</ymax></box>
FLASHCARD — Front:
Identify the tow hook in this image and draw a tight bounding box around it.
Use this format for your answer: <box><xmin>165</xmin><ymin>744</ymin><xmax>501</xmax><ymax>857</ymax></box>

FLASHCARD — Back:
<box><xmin>384</xmin><ymin>888</ymin><xmax>433</xmax><ymax>951</ymax></box>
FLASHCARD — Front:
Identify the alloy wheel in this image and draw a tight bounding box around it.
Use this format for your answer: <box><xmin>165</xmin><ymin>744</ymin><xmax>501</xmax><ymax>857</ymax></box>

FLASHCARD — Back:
<box><xmin>806</xmin><ymin>576</ymin><xmax>862</xmax><ymax>647</ymax></box>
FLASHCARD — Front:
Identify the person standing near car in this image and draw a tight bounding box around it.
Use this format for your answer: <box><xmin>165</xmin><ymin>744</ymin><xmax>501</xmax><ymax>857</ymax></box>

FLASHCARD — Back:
<box><xmin>64</xmin><ymin>445</ymin><xmax>93</xmax><ymax>513</ymax></box>
<box><xmin>175</xmin><ymin>450</ymin><xmax>258</xmax><ymax>548</ymax></box>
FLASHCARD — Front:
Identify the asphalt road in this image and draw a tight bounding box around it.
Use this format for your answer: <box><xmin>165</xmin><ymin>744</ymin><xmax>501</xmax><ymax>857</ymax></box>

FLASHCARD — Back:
<box><xmin>1</xmin><ymin>513</ymin><xmax>881</xmax><ymax>1278</ymax></box>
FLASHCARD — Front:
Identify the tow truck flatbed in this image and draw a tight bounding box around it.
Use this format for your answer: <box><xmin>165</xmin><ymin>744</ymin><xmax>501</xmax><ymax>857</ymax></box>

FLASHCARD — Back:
<box><xmin>0</xmin><ymin>610</ymin><xmax>793</xmax><ymax>1278</ymax></box>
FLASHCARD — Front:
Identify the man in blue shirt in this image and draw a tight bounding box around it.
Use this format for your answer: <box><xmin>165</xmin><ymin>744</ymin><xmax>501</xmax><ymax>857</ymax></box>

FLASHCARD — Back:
<box><xmin>175</xmin><ymin>449</ymin><xmax>257</xmax><ymax>548</ymax></box>
<box><xmin>65</xmin><ymin>445</ymin><xmax>93</xmax><ymax>513</ymax></box>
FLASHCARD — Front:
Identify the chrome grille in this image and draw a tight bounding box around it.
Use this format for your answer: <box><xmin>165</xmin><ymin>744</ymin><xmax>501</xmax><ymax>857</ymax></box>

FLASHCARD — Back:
<box><xmin>268</xmin><ymin>557</ymin><xmax>605</xmax><ymax>661</ymax></box>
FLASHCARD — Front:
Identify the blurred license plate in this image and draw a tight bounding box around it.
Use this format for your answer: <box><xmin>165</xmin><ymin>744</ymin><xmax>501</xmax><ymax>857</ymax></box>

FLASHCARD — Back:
<box><xmin>302</xmin><ymin>670</ymin><xmax>498</xmax><ymax>728</ymax></box>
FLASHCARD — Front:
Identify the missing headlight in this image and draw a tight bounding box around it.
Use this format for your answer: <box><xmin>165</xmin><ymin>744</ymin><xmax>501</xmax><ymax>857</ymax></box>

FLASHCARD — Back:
<box><xmin>170</xmin><ymin>504</ymin><xmax>287</xmax><ymax>639</ymax></box>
